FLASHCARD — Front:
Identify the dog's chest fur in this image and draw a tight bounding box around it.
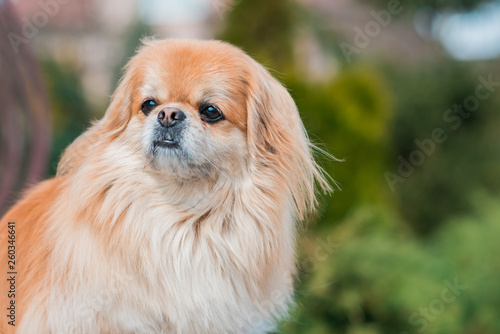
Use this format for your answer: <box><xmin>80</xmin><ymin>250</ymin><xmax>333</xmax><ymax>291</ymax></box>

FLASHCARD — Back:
<box><xmin>28</xmin><ymin>163</ymin><xmax>295</xmax><ymax>334</ymax></box>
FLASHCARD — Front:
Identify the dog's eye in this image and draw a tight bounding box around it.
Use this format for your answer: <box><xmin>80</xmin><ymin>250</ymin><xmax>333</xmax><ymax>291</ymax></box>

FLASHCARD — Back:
<box><xmin>141</xmin><ymin>99</ymin><xmax>158</xmax><ymax>115</ymax></box>
<box><xmin>199</xmin><ymin>105</ymin><xmax>224</xmax><ymax>122</ymax></box>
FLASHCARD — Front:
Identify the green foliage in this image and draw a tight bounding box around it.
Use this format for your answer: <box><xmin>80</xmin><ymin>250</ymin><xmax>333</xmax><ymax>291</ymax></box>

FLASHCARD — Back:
<box><xmin>285</xmin><ymin>67</ymin><xmax>393</xmax><ymax>228</ymax></box>
<box><xmin>220</xmin><ymin>0</ymin><xmax>297</xmax><ymax>72</ymax></box>
<box><xmin>385</xmin><ymin>61</ymin><xmax>500</xmax><ymax>234</ymax></box>
<box><xmin>283</xmin><ymin>197</ymin><xmax>500</xmax><ymax>333</ymax></box>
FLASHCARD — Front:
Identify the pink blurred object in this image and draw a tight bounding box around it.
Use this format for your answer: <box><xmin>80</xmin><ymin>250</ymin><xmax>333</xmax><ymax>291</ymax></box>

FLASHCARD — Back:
<box><xmin>0</xmin><ymin>0</ymin><xmax>51</xmax><ymax>215</ymax></box>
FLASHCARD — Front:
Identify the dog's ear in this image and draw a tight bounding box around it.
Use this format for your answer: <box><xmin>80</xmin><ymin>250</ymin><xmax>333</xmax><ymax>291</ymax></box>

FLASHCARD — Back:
<box><xmin>246</xmin><ymin>64</ymin><xmax>331</xmax><ymax>219</ymax></box>
<box><xmin>99</xmin><ymin>64</ymin><xmax>138</xmax><ymax>136</ymax></box>
<box><xmin>57</xmin><ymin>64</ymin><xmax>137</xmax><ymax>176</ymax></box>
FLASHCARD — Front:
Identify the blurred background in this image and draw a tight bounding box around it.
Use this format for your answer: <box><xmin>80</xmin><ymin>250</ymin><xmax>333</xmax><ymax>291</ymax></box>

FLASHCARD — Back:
<box><xmin>1</xmin><ymin>0</ymin><xmax>500</xmax><ymax>332</ymax></box>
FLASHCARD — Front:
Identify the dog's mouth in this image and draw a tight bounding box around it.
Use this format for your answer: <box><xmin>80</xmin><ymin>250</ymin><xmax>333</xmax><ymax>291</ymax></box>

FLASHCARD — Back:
<box><xmin>153</xmin><ymin>136</ymin><xmax>179</xmax><ymax>149</ymax></box>
<box><xmin>148</xmin><ymin>123</ymin><xmax>191</xmax><ymax>160</ymax></box>
<box><xmin>151</xmin><ymin>127</ymin><xmax>183</xmax><ymax>152</ymax></box>
<box><xmin>154</xmin><ymin>136</ymin><xmax>179</xmax><ymax>149</ymax></box>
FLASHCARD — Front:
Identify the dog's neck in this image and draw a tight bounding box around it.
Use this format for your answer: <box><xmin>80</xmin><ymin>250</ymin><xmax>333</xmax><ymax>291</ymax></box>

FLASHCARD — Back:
<box><xmin>67</xmin><ymin>140</ymin><xmax>291</xmax><ymax>237</ymax></box>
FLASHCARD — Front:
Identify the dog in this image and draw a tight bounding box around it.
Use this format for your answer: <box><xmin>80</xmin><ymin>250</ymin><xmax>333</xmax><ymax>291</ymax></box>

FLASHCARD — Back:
<box><xmin>0</xmin><ymin>38</ymin><xmax>330</xmax><ymax>333</ymax></box>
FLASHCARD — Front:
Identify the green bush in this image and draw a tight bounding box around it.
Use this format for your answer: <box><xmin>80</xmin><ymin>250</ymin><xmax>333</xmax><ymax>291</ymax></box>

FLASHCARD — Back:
<box><xmin>285</xmin><ymin>68</ymin><xmax>393</xmax><ymax>228</ymax></box>
<box><xmin>283</xmin><ymin>195</ymin><xmax>500</xmax><ymax>334</ymax></box>
<box><xmin>385</xmin><ymin>62</ymin><xmax>500</xmax><ymax>234</ymax></box>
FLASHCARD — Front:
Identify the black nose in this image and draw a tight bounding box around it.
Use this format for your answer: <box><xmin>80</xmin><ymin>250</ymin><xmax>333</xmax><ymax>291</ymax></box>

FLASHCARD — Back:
<box><xmin>157</xmin><ymin>107</ymin><xmax>186</xmax><ymax>128</ymax></box>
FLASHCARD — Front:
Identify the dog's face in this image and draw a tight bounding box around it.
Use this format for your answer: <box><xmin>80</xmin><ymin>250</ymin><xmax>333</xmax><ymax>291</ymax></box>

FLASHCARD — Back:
<box><xmin>59</xmin><ymin>39</ymin><xmax>327</xmax><ymax>218</ymax></box>
<box><xmin>104</xmin><ymin>39</ymin><xmax>287</xmax><ymax>181</ymax></box>
<box><xmin>125</xmin><ymin>41</ymin><xmax>251</xmax><ymax>179</ymax></box>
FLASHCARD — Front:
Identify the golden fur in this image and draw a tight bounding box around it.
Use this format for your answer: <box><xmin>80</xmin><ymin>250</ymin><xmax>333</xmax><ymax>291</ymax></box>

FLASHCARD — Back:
<box><xmin>0</xmin><ymin>38</ymin><xmax>330</xmax><ymax>333</ymax></box>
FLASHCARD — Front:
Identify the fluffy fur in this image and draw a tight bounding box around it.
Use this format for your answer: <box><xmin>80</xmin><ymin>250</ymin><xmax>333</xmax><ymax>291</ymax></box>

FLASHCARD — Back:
<box><xmin>0</xmin><ymin>38</ymin><xmax>330</xmax><ymax>334</ymax></box>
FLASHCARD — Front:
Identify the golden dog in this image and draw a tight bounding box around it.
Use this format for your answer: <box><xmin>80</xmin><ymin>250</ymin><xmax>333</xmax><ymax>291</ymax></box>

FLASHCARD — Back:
<box><xmin>0</xmin><ymin>38</ymin><xmax>330</xmax><ymax>333</ymax></box>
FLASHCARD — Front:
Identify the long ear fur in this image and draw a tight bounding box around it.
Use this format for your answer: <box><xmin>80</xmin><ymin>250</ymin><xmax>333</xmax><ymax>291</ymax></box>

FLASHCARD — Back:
<box><xmin>246</xmin><ymin>64</ymin><xmax>332</xmax><ymax>220</ymax></box>
<box><xmin>57</xmin><ymin>61</ymin><xmax>138</xmax><ymax>176</ymax></box>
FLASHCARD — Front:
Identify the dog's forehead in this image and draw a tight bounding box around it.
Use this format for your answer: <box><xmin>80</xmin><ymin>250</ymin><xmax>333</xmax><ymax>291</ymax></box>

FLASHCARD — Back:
<box><xmin>134</xmin><ymin>41</ymin><xmax>250</xmax><ymax>127</ymax></box>
<box><xmin>138</xmin><ymin>41</ymin><xmax>249</xmax><ymax>101</ymax></box>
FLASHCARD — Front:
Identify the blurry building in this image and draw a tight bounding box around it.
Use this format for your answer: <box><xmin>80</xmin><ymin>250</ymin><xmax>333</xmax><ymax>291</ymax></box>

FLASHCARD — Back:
<box><xmin>9</xmin><ymin>0</ymin><xmax>227</xmax><ymax>108</ymax></box>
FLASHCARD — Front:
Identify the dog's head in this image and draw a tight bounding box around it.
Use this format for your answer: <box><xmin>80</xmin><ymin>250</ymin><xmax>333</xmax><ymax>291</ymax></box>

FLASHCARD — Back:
<box><xmin>59</xmin><ymin>38</ymin><xmax>329</xmax><ymax>218</ymax></box>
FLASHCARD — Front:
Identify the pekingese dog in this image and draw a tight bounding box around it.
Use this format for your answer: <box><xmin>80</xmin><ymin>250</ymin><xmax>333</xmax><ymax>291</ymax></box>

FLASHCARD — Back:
<box><xmin>0</xmin><ymin>38</ymin><xmax>330</xmax><ymax>333</ymax></box>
